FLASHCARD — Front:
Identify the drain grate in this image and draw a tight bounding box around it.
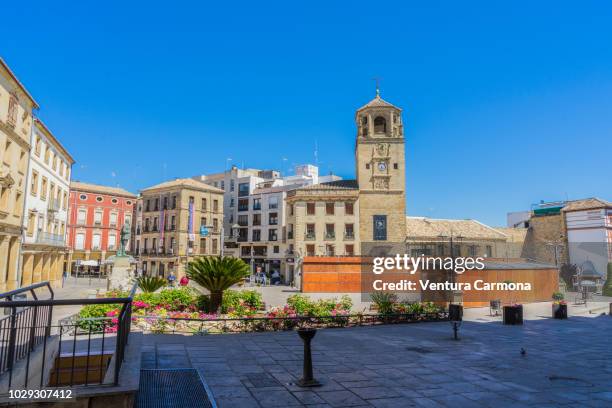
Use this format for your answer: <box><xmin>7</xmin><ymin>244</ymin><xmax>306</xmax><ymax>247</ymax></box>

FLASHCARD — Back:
<box><xmin>136</xmin><ymin>369</ymin><xmax>215</xmax><ymax>408</ymax></box>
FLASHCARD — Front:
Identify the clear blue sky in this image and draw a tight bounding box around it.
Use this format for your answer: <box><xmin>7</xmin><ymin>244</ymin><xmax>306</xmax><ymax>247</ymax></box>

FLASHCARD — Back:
<box><xmin>2</xmin><ymin>1</ymin><xmax>611</xmax><ymax>226</ymax></box>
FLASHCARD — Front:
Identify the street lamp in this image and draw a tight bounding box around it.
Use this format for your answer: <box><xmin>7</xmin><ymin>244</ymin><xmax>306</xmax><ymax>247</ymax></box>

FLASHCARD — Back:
<box><xmin>438</xmin><ymin>231</ymin><xmax>464</xmax><ymax>304</ymax></box>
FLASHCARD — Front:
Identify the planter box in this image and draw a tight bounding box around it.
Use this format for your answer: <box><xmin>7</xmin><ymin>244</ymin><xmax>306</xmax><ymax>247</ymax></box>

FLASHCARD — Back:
<box><xmin>503</xmin><ymin>305</ymin><xmax>523</xmax><ymax>325</ymax></box>
<box><xmin>552</xmin><ymin>304</ymin><xmax>567</xmax><ymax>319</ymax></box>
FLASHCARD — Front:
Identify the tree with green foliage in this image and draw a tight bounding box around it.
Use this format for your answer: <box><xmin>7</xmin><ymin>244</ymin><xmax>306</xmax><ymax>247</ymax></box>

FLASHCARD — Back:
<box><xmin>603</xmin><ymin>262</ymin><xmax>612</xmax><ymax>297</ymax></box>
<box><xmin>185</xmin><ymin>256</ymin><xmax>250</xmax><ymax>313</ymax></box>
<box><xmin>136</xmin><ymin>275</ymin><xmax>167</xmax><ymax>293</ymax></box>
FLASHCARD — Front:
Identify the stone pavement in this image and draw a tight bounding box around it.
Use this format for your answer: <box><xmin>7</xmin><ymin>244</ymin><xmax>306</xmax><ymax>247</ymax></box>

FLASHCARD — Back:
<box><xmin>140</xmin><ymin>315</ymin><xmax>612</xmax><ymax>407</ymax></box>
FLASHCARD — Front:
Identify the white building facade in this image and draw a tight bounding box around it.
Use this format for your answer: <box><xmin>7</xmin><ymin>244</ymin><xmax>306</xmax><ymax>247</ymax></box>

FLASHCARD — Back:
<box><xmin>563</xmin><ymin>199</ymin><xmax>612</xmax><ymax>279</ymax></box>
<box><xmin>20</xmin><ymin>118</ymin><xmax>74</xmax><ymax>287</ymax></box>
<box><xmin>194</xmin><ymin>164</ymin><xmax>341</xmax><ymax>281</ymax></box>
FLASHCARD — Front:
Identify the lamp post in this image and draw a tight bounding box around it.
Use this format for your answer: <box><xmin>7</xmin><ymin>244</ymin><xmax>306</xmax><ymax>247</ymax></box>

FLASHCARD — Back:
<box><xmin>438</xmin><ymin>231</ymin><xmax>464</xmax><ymax>304</ymax></box>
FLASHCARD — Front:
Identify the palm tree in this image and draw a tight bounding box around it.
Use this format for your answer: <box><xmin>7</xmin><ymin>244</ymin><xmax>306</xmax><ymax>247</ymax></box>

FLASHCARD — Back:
<box><xmin>185</xmin><ymin>256</ymin><xmax>250</xmax><ymax>313</ymax></box>
<box><xmin>136</xmin><ymin>276</ymin><xmax>167</xmax><ymax>293</ymax></box>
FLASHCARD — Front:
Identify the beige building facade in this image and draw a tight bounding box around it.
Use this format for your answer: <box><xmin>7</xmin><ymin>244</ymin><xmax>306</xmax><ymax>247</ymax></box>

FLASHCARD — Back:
<box><xmin>139</xmin><ymin>178</ymin><xmax>224</xmax><ymax>278</ymax></box>
<box><xmin>286</xmin><ymin>180</ymin><xmax>360</xmax><ymax>262</ymax></box>
<box><xmin>0</xmin><ymin>58</ymin><xmax>38</xmax><ymax>291</ymax></box>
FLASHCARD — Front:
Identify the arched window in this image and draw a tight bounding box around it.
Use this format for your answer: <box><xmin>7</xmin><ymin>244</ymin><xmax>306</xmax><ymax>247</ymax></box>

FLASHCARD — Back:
<box><xmin>374</xmin><ymin>116</ymin><xmax>386</xmax><ymax>134</ymax></box>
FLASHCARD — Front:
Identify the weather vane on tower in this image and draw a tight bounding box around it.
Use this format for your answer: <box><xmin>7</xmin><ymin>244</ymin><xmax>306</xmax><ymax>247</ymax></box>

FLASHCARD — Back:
<box><xmin>372</xmin><ymin>77</ymin><xmax>381</xmax><ymax>97</ymax></box>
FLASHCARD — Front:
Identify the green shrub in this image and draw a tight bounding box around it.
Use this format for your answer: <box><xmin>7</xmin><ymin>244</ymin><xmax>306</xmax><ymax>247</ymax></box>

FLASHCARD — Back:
<box><xmin>370</xmin><ymin>292</ymin><xmax>397</xmax><ymax>314</ymax></box>
<box><xmin>339</xmin><ymin>295</ymin><xmax>353</xmax><ymax>311</ymax></box>
<box><xmin>286</xmin><ymin>294</ymin><xmax>313</xmax><ymax>314</ymax></box>
<box><xmin>221</xmin><ymin>289</ymin><xmax>264</xmax><ymax>313</ymax></box>
<box><xmin>286</xmin><ymin>294</ymin><xmax>352</xmax><ymax>316</ymax></box>
<box><xmin>78</xmin><ymin>303</ymin><xmax>119</xmax><ymax>331</ymax></box>
<box><xmin>157</xmin><ymin>287</ymin><xmax>197</xmax><ymax>310</ymax></box>
<box><xmin>552</xmin><ymin>291</ymin><xmax>565</xmax><ymax>301</ymax></box>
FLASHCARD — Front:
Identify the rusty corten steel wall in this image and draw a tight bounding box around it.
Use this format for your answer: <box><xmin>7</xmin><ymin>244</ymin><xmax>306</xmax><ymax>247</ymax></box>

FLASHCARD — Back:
<box><xmin>301</xmin><ymin>256</ymin><xmax>559</xmax><ymax>308</ymax></box>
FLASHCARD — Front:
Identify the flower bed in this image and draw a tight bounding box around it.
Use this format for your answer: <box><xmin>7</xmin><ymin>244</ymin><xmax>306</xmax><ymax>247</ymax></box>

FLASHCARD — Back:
<box><xmin>132</xmin><ymin>310</ymin><xmax>449</xmax><ymax>335</ymax></box>
<box><xmin>77</xmin><ymin>288</ymin><xmax>447</xmax><ymax>334</ymax></box>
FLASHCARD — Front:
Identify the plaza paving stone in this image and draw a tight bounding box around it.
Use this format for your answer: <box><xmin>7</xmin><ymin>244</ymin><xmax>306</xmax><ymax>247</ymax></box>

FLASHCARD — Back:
<box><xmin>141</xmin><ymin>315</ymin><xmax>612</xmax><ymax>407</ymax></box>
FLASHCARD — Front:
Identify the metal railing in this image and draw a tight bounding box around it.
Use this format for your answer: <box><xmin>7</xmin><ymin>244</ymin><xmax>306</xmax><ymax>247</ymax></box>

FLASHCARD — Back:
<box><xmin>35</xmin><ymin>232</ymin><xmax>65</xmax><ymax>246</ymax></box>
<box><xmin>0</xmin><ymin>282</ymin><xmax>54</xmax><ymax>386</ymax></box>
<box><xmin>47</xmin><ymin>199</ymin><xmax>61</xmax><ymax>213</ymax></box>
<box><xmin>0</xmin><ymin>282</ymin><xmax>136</xmax><ymax>389</ymax></box>
<box><xmin>134</xmin><ymin>311</ymin><xmax>450</xmax><ymax>335</ymax></box>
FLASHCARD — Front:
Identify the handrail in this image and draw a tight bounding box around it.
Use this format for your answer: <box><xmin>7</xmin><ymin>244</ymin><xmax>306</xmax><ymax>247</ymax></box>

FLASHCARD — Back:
<box><xmin>0</xmin><ymin>281</ymin><xmax>54</xmax><ymax>301</ymax></box>
<box><xmin>0</xmin><ymin>282</ymin><xmax>137</xmax><ymax>389</ymax></box>
<box><xmin>1</xmin><ymin>297</ymin><xmax>132</xmax><ymax>307</ymax></box>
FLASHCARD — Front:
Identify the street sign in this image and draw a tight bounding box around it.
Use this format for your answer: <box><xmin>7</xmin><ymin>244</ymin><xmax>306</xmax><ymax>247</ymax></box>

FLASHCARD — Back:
<box><xmin>200</xmin><ymin>226</ymin><xmax>209</xmax><ymax>237</ymax></box>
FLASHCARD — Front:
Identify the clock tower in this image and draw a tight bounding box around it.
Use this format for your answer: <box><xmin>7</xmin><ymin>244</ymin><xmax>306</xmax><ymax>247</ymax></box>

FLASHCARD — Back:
<box><xmin>355</xmin><ymin>89</ymin><xmax>406</xmax><ymax>250</ymax></box>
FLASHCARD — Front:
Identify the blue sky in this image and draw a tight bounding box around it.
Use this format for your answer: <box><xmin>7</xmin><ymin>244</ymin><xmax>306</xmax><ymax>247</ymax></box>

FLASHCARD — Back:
<box><xmin>2</xmin><ymin>1</ymin><xmax>611</xmax><ymax>226</ymax></box>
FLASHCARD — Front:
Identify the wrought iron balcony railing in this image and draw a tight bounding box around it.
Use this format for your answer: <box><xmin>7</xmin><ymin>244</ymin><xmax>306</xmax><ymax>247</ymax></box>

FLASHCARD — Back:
<box><xmin>35</xmin><ymin>232</ymin><xmax>65</xmax><ymax>246</ymax></box>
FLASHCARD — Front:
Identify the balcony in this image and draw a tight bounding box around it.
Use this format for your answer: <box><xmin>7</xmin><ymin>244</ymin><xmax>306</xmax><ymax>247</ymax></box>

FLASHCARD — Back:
<box><xmin>325</xmin><ymin>232</ymin><xmax>336</xmax><ymax>240</ymax></box>
<box><xmin>305</xmin><ymin>232</ymin><xmax>316</xmax><ymax>241</ymax></box>
<box><xmin>36</xmin><ymin>232</ymin><xmax>65</xmax><ymax>246</ymax></box>
<box><xmin>47</xmin><ymin>199</ymin><xmax>61</xmax><ymax>213</ymax></box>
<box><xmin>344</xmin><ymin>232</ymin><xmax>355</xmax><ymax>240</ymax></box>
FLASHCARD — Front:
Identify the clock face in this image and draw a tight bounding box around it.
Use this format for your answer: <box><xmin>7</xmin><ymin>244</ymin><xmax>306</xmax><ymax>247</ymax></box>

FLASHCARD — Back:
<box><xmin>378</xmin><ymin>162</ymin><xmax>387</xmax><ymax>171</ymax></box>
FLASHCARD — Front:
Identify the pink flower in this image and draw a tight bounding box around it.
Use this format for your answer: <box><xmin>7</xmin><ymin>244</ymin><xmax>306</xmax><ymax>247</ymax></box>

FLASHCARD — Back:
<box><xmin>133</xmin><ymin>301</ymin><xmax>149</xmax><ymax>309</ymax></box>
<box><xmin>106</xmin><ymin>309</ymin><xmax>119</xmax><ymax>317</ymax></box>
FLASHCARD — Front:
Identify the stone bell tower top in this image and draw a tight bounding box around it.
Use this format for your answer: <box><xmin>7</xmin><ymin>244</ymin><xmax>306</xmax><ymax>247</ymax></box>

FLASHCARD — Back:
<box><xmin>355</xmin><ymin>88</ymin><xmax>407</xmax><ymax>245</ymax></box>
<box><xmin>355</xmin><ymin>90</ymin><xmax>403</xmax><ymax>139</ymax></box>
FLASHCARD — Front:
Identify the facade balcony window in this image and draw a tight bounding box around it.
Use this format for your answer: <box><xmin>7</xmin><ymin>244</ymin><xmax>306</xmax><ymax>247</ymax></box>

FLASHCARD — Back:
<box><xmin>47</xmin><ymin>199</ymin><xmax>61</xmax><ymax>213</ymax></box>
<box><xmin>325</xmin><ymin>232</ymin><xmax>336</xmax><ymax>240</ymax></box>
<box><xmin>305</xmin><ymin>232</ymin><xmax>316</xmax><ymax>241</ymax></box>
<box><xmin>344</xmin><ymin>232</ymin><xmax>355</xmax><ymax>240</ymax></box>
<box><xmin>287</xmin><ymin>231</ymin><xmax>293</xmax><ymax>239</ymax></box>
<box><xmin>35</xmin><ymin>232</ymin><xmax>65</xmax><ymax>246</ymax></box>
<box><xmin>143</xmin><ymin>226</ymin><xmax>150</xmax><ymax>233</ymax></box>
<box><xmin>253</xmin><ymin>247</ymin><xmax>267</xmax><ymax>257</ymax></box>
<box><xmin>152</xmin><ymin>226</ymin><xmax>158</xmax><ymax>232</ymax></box>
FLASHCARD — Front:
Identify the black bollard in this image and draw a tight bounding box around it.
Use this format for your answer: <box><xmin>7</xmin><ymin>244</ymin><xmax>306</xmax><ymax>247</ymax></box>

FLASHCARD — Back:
<box><xmin>449</xmin><ymin>304</ymin><xmax>463</xmax><ymax>340</ymax></box>
<box><xmin>296</xmin><ymin>328</ymin><xmax>321</xmax><ymax>387</ymax></box>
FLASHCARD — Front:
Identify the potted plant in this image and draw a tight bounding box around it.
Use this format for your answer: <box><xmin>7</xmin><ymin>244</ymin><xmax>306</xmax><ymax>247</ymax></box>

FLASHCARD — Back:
<box><xmin>503</xmin><ymin>303</ymin><xmax>523</xmax><ymax>325</ymax></box>
<box><xmin>552</xmin><ymin>300</ymin><xmax>567</xmax><ymax>319</ymax></box>
<box><xmin>552</xmin><ymin>292</ymin><xmax>567</xmax><ymax>319</ymax></box>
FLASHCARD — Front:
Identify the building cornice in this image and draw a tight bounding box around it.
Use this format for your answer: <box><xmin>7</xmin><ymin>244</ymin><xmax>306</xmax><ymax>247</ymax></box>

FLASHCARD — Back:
<box><xmin>33</xmin><ymin>118</ymin><xmax>75</xmax><ymax>164</ymax></box>
<box><xmin>0</xmin><ymin>57</ymin><xmax>39</xmax><ymax>109</ymax></box>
